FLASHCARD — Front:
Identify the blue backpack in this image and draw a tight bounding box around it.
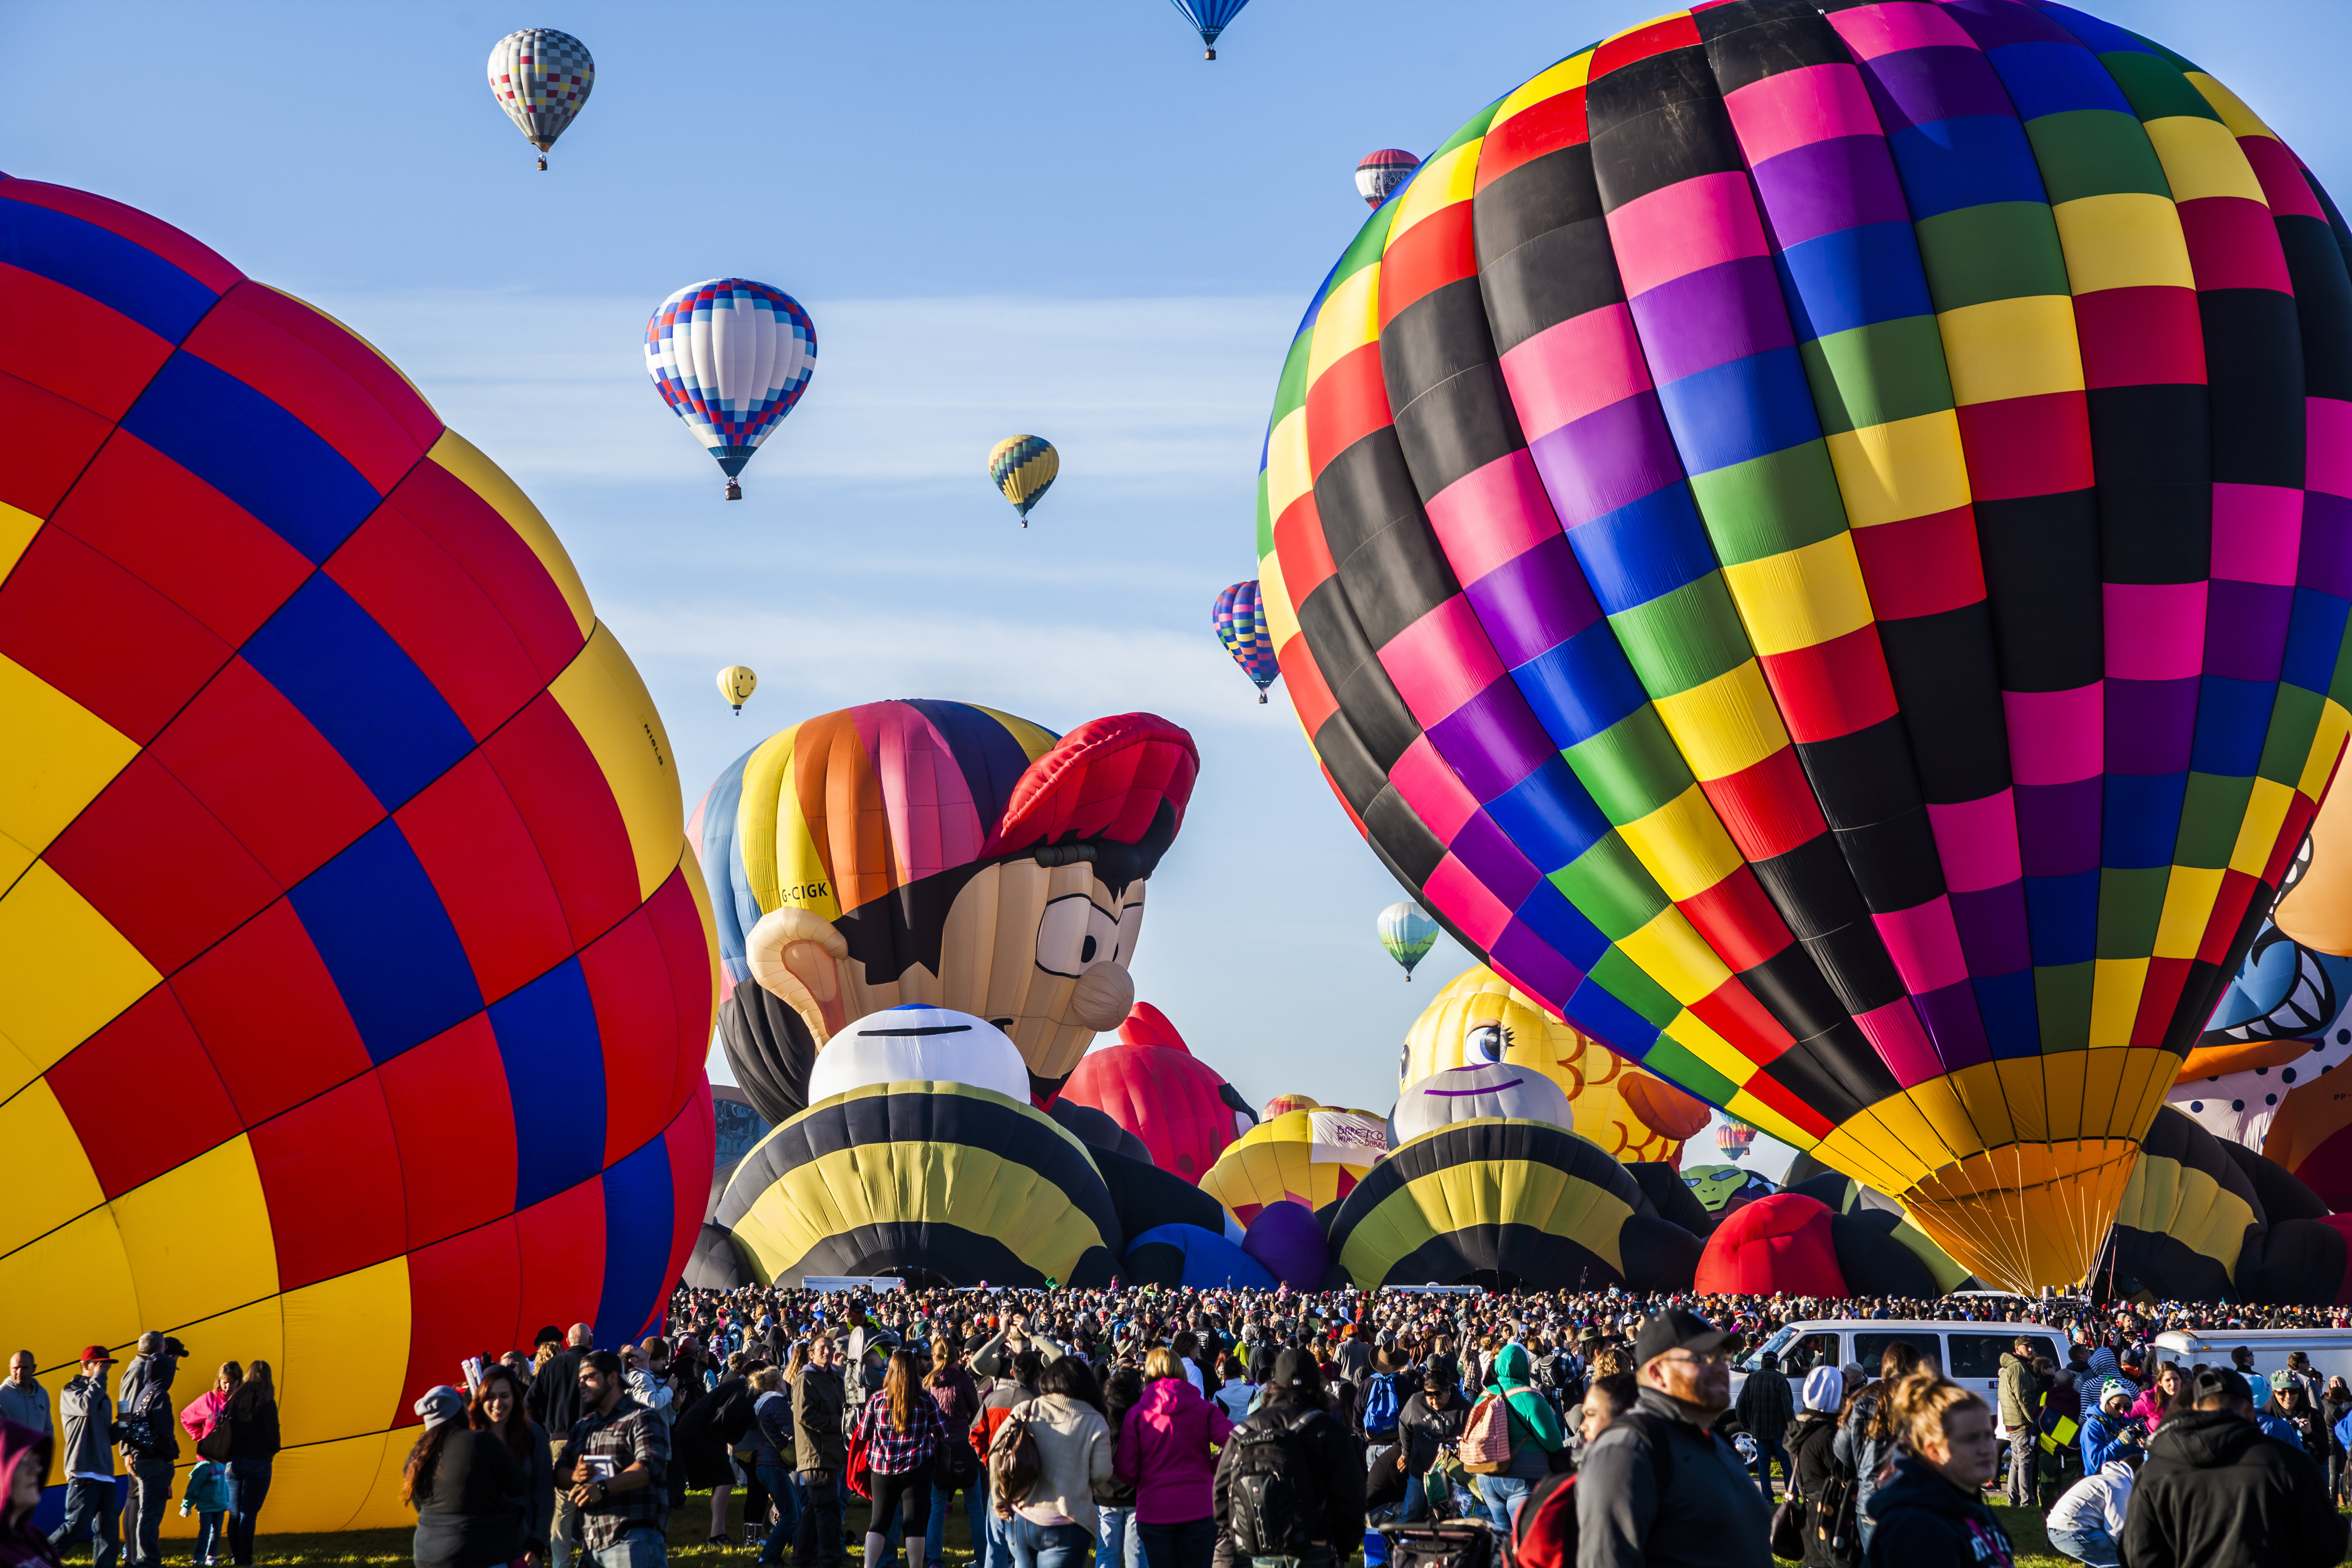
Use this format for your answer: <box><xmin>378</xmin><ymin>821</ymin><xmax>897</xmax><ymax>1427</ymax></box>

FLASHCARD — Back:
<box><xmin>1364</xmin><ymin>1372</ymin><xmax>1400</xmax><ymax>1439</ymax></box>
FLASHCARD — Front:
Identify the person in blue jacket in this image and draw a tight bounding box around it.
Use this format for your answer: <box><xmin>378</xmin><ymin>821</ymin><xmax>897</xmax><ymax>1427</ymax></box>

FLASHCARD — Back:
<box><xmin>2078</xmin><ymin>1383</ymin><xmax>2143</xmax><ymax>1474</ymax></box>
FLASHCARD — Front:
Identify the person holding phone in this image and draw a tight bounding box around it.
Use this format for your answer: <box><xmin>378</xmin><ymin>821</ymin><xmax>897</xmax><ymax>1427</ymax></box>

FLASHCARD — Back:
<box><xmin>556</xmin><ymin>1353</ymin><xmax>669</xmax><ymax>1568</ymax></box>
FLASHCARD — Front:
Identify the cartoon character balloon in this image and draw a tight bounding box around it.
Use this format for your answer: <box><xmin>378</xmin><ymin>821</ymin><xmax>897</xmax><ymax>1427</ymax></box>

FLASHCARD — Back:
<box><xmin>644</xmin><ymin>280</ymin><xmax>816</xmax><ymax>500</ymax></box>
<box><xmin>486</xmin><ymin>28</ymin><xmax>593</xmax><ymax>170</ymax></box>
<box><xmin>1212</xmin><ymin>580</ymin><xmax>1281</xmax><ymax>702</ymax></box>
<box><xmin>989</xmin><ymin>436</ymin><xmax>1059</xmax><ymax>528</ymax></box>
<box><xmin>1253</xmin><ymin>0</ymin><xmax>2352</xmax><ymax>1289</ymax></box>
<box><xmin>0</xmin><ymin>176</ymin><xmax>715</xmax><ymax>1529</ymax></box>
<box><xmin>1355</xmin><ymin>149</ymin><xmax>1421</xmax><ymax>209</ymax></box>
<box><xmin>1401</xmin><ymin>967</ymin><xmax>1710</xmax><ymax>1165</ymax></box>
<box><xmin>692</xmin><ymin>701</ymin><xmax>1198</xmax><ymax>1111</ymax></box>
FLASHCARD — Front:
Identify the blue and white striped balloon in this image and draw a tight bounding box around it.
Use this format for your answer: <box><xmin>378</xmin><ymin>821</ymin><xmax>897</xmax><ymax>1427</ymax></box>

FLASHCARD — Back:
<box><xmin>643</xmin><ymin>278</ymin><xmax>816</xmax><ymax>499</ymax></box>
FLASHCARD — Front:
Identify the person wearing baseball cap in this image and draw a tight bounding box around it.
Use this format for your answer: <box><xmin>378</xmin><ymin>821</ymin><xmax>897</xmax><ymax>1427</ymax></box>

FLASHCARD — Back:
<box><xmin>1574</xmin><ymin>1308</ymin><xmax>1770</xmax><ymax>1568</ymax></box>
<box><xmin>2119</xmin><ymin>1366</ymin><xmax>2345</xmax><ymax>1568</ymax></box>
<box><xmin>51</xmin><ymin>1346</ymin><xmax>123</xmax><ymax>1567</ymax></box>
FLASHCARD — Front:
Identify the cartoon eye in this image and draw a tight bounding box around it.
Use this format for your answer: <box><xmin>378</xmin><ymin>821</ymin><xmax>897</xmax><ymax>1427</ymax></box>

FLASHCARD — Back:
<box><xmin>1106</xmin><ymin>900</ymin><xmax>1143</xmax><ymax>965</ymax></box>
<box><xmin>1469</xmin><ymin>1023</ymin><xmax>1505</xmax><ymax>1063</ymax></box>
<box><xmin>1036</xmin><ymin>894</ymin><xmax>1122</xmax><ymax>978</ymax></box>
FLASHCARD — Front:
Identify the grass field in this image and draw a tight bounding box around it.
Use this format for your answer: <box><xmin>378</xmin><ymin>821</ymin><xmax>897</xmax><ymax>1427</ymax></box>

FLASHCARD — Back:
<box><xmin>93</xmin><ymin>1496</ymin><xmax>2093</xmax><ymax>1567</ymax></box>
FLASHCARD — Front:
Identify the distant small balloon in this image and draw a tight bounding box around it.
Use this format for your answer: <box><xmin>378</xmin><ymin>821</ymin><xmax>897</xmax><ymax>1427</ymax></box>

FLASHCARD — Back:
<box><xmin>1379</xmin><ymin>901</ymin><xmax>1438</xmax><ymax>981</ymax></box>
<box><xmin>1355</xmin><ymin>149</ymin><xmax>1419</xmax><ymax>209</ymax></box>
<box><xmin>486</xmin><ymin>29</ymin><xmax>594</xmax><ymax>171</ymax></box>
<box><xmin>989</xmin><ymin>435</ymin><xmax>1058</xmax><ymax>527</ymax></box>
<box><xmin>1212</xmin><ymin>580</ymin><xmax>1279</xmax><ymax>702</ymax></box>
<box><xmin>717</xmin><ymin>665</ymin><xmax>757</xmax><ymax>716</ymax></box>
<box><xmin>1168</xmin><ymin>0</ymin><xmax>1251</xmax><ymax>60</ymax></box>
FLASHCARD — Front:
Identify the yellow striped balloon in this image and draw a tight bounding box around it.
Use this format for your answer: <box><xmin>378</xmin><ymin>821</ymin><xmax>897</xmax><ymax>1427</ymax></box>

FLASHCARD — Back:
<box><xmin>988</xmin><ymin>434</ymin><xmax>1058</xmax><ymax>527</ymax></box>
<box><xmin>716</xmin><ymin>665</ymin><xmax>757</xmax><ymax>716</ymax></box>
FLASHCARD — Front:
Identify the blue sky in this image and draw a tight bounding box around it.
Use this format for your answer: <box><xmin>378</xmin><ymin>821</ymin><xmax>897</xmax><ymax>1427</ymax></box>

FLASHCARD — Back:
<box><xmin>8</xmin><ymin>0</ymin><xmax>2347</xmax><ymax>1152</ymax></box>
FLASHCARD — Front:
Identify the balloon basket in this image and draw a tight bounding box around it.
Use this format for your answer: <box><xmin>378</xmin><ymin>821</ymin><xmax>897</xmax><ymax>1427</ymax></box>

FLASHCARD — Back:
<box><xmin>1258</xmin><ymin>693</ymin><xmax>1267</xmax><ymax>704</ymax></box>
<box><xmin>536</xmin><ymin>155</ymin><xmax>548</xmax><ymax>171</ymax></box>
<box><xmin>725</xmin><ymin>480</ymin><xmax>743</xmax><ymax>501</ymax></box>
<box><xmin>1205</xmin><ymin>47</ymin><xmax>1216</xmax><ymax>59</ymax></box>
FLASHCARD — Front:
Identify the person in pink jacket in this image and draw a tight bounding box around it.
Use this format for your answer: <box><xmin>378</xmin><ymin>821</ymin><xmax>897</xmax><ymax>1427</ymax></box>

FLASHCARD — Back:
<box><xmin>2133</xmin><ymin>1364</ymin><xmax>2187</xmax><ymax>1434</ymax></box>
<box><xmin>1114</xmin><ymin>1349</ymin><xmax>1233</xmax><ymax>1568</ymax></box>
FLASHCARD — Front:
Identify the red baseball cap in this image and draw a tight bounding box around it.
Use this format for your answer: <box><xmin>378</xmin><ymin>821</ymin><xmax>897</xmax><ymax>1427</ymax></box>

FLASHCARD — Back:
<box><xmin>78</xmin><ymin>1346</ymin><xmax>117</xmax><ymax>1364</ymax></box>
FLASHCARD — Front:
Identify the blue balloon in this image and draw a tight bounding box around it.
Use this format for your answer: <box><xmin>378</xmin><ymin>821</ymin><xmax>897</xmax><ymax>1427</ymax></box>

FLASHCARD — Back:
<box><xmin>1168</xmin><ymin>0</ymin><xmax>1250</xmax><ymax>58</ymax></box>
<box><xmin>1124</xmin><ymin>1224</ymin><xmax>1276</xmax><ymax>1289</ymax></box>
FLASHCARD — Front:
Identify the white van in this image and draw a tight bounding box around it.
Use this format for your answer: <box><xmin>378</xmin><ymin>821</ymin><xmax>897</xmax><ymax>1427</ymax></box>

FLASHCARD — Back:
<box><xmin>1731</xmin><ymin>1319</ymin><xmax>2067</xmax><ymax>1411</ymax></box>
<box><xmin>2149</xmin><ymin>1328</ymin><xmax>2352</xmax><ymax>1392</ymax></box>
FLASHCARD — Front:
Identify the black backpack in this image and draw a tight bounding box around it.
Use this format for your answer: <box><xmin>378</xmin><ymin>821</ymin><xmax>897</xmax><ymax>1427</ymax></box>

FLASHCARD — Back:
<box><xmin>1225</xmin><ymin>1406</ymin><xmax>1319</xmax><ymax>1557</ymax></box>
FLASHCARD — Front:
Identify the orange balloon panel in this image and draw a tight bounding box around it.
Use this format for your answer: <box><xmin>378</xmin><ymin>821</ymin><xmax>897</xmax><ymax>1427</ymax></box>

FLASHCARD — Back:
<box><xmin>0</xmin><ymin>177</ymin><xmax>717</xmax><ymax>1527</ymax></box>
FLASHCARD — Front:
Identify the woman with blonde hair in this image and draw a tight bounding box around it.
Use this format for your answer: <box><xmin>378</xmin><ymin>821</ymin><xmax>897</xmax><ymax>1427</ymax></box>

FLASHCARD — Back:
<box><xmin>1112</xmin><ymin>1348</ymin><xmax>1231</xmax><ymax>1568</ymax></box>
<box><xmin>1859</xmin><ymin>1368</ymin><xmax>2012</xmax><ymax>1568</ymax></box>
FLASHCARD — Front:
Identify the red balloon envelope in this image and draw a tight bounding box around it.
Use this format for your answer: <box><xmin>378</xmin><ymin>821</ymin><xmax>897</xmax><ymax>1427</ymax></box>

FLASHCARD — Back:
<box><xmin>0</xmin><ymin>175</ymin><xmax>716</xmax><ymax>1529</ymax></box>
<box><xmin>1060</xmin><ymin>1003</ymin><xmax>1248</xmax><ymax>1179</ymax></box>
<box><xmin>1694</xmin><ymin>1193</ymin><xmax>1845</xmax><ymax>1297</ymax></box>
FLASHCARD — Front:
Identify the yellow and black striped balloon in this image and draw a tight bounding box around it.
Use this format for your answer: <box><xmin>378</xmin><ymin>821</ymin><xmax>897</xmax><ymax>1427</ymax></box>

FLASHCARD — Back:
<box><xmin>2095</xmin><ymin>1106</ymin><xmax>2262</xmax><ymax>1302</ymax></box>
<box><xmin>1328</xmin><ymin>1118</ymin><xmax>1699</xmax><ymax>1291</ymax></box>
<box><xmin>716</xmin><ymin>1078</ymin><xmax>1120</xmax><ymax>1287</ymax></box>
<box><xmin>988</xmin><ymin>434</ymin><xmax>1058</xmax><ymax>526</ymax></box>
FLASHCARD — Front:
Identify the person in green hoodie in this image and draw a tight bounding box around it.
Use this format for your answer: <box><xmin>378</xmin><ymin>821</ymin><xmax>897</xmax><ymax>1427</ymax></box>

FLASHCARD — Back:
<box><xmin>1472</xmin><ymin>1344</ymin><xmax>1566</xmax><ymax>1534</ymax></box>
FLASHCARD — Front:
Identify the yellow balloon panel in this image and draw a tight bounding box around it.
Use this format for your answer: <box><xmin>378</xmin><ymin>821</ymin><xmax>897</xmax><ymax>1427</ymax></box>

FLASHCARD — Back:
<box><xmin>279</xmin><ymin>1257</ymin><xmax>412</xmax><ymax>1448</ymax></box>
<box><xmin>0</xmin><ymin>861</ymin><xmax>160</xmax><ymax>1101</ymax></box>
<box><xmin>1197</xmin><ymin>1108</ymin><xmax>1388</xmax><ymax>1224</ymax></box>
<box><xmin>112</xmin><ymin>1137</ymin><xmax>280</xmax><ymax>1332</ymax></box>
<box><xmin>1400</xmin><ymin>966</ymin><xmax>1709</xmax><ymax>1163</ymax></box>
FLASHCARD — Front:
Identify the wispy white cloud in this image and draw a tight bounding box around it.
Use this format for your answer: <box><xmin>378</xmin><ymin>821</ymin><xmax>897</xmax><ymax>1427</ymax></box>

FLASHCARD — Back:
<box><xmin>301</xmin><ymin>286</ymin><xmax>1298</xmax><ymax>489</ymax></box>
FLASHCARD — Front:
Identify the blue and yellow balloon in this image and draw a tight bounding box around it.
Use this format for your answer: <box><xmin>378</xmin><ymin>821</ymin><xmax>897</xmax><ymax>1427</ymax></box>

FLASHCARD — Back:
<box><xmin>989</xmin><ymin>435</ymin><xmax>1058</xmax><ymax>528</ymax></box>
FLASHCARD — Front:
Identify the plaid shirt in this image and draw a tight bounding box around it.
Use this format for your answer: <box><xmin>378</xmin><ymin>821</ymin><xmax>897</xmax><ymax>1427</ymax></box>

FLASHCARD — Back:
<box><xmin>558</xmin><ymin>1395</ymin><xmax>669</xmax><ymax>1552</ymax></box>
<box><xmin>856</xmin><ymin>1387</ymin><xmax>948</xmax><ymax>1474</ymax></box>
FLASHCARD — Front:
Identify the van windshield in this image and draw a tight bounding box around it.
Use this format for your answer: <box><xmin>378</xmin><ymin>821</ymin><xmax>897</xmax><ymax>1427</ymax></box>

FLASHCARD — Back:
<box><xmin>1738</xmin><ymin>1326</ymin><xmax>1802</xmax><ymax>1372</ymax></box>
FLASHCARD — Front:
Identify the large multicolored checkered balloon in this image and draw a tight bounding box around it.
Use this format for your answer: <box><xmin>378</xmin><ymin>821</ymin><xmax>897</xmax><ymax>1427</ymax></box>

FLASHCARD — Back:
<box><xmin>644</xmin><ymin>279</ymin><xmax>817</xmax><ymax>499</ymax></box>
<box><xmin>1256</xmin><ymin>0</ymin><xmax>2352</xmax><ymax>1289</ymax></box>
<box><xmin>1212</xmin><ymin>579</ymin><xmax>1279</xmax><ymax>701</ymax></box>
<box><xmin>0</xmin><ymin>176</ymin><xmax>717</xmax><ymax>1529</ymax></box>
<box><xmin>486</xmin><ymin>28</ymin><xmax>594</xmax><ymax>170</ymax></box>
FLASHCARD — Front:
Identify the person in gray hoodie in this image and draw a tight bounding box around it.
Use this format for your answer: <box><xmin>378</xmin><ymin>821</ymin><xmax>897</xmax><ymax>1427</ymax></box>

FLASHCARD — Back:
<box><xmin>50</xmin><ymin>1346</ymin><xmax>121</xmax><ymax>1568</ymax></box>
<box><xmin>113</xmin><ymin>1336</ymin><xmax>181</xmax><ymax>1568</ymax></box>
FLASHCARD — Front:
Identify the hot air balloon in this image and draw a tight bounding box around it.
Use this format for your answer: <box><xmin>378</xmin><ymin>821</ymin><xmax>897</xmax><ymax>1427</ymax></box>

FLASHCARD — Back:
<box><xmin>716</xmin><ymin>1074</ymin><xmax>1122</xmax><ymax>1289</ymax></box>
<box><xmin>1263</xmin><ymin>1093</ymin><xmax>1320</xmax><ymax>1119</ymax></box>
<box><xmin>1401</xmin><ymin>965</ymin><xmax>1712</xmax><ymax>1163</ymax></box>
<box><xmin>691</xmin><ymin>701</ymin><xmax>1198</xmax><ymax>1108</ymax></box>
<box><xmin>1212</xmin><ymin>580</ymin><xmax>1281</xmax><ymax>702</ymax></box>
<box><xmin>1356</xmin><ymin>150</ymin><xmax>1421</xmax><ymax>209</ymax></box>
<box><xmin>1058</xmin><ymin>1003</ymin><xmax>1256</xmax><ymax>1179</ymax></box>
<box><xmin>989</xmin><ymin>435</ymin><xmax>1059</xmax><ymax>527</ymax></box>
<box><xmin>486</xmin><ymin>28</ymin><xmax>594</xmax><ymax>170</ymax></box>
<box><xmin>1379</xmin><ymin>900</ymin><xmax>1438</xmax><ymax>980</ymax></box>
<box><xmin>1329</xmin><ymin>1118</ymin><xmax>1701</xmax><ymax>1290</ymax></box>
<box><xmin>645</xmin><ymin>280</ymin><xmax>816</xmax><ymax>500</ymax></box>
<box><xmin>1253</xmin><ymin>0</ymin><xmax>2352</xmax><ymax>1290</ymax></box>
<box><xmin>0</xmin><ymin>175</ymin><xmax>714</xmax><ymax>1531</ymax></box>
<box><xmin>1715</xmin><ymin>1119</ymin><xmax>1759</xmax><ymax>1162</ymax></box>
<box><xmin>717</xmin><ymin>665</ymin><xmax>757</xmax><ymax>715</ymax></box>
<box><xmin>1169</xmin><ymin>0</ymin><xmax>1250</xmax><ymax>59</ymax></box>
<box><xmin>1198</xmin><ymin>1107</ymin><xmax>1388</xmax><ymax>1226</ymax></box>
<box><xmin>1391</xmin><ymin>1063</ymin><xmax>1573</xmax><ymax>1143</ymax></box>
